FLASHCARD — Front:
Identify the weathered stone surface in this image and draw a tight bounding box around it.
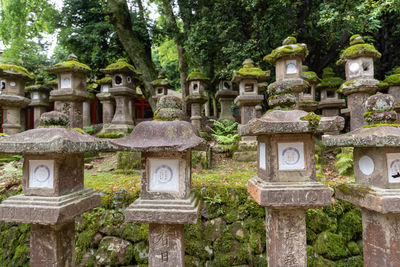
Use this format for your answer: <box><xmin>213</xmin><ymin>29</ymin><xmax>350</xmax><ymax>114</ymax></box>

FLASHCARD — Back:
<box><xmin>335</xmin><ymin>185</ymin><xmax>400</xmax><ymax>214</ymax></box>
<box><xmin>266</xmin><ymin>209</ymin><xmax>307</xmax><ymax>266</ymax></box>
<box><xmin>96</xmin><ymin>236</ymin><xmax>133</xmax><ymax>266</ymax></box>
<box><xmin>215</xmin><ymin>89</ymin><xmax>238</xmax><ymax>122</ymax></box>
<box><xmin>248</xmin><ymin>177</ymin><xmax>333</xmax><ymax>208</ymax></box>
<box><xmin>148</xmin><ymin>223</ymin><xmax>185</xmax><ymax>267</ymax></box>
<box><xmin>125</xmin><ymin>192</ymin><xmax>199</xmax><ymax>224</ymax></box>
<box><xmin>239</xmin><ymin>109</ymin><xmax>344</xmax><ymax>135</ymax></box>
<box><xmin>0</xmin><ymin>188</ymin><xmax>100</xmax><ymax>224</ymax></box>
<box><xmin>232</xmin><ymin>151</ymin><xmax>257</xmax><ymax>162</ymax></box>
<box><xmin>30</xmin><ymin>220</ymin><xmax>75</xmax><ymax>267</ymax></box>
<box><xmin>112</xmin><ymin>120</ymin><xmax>205</xmax><ymax>152</ymax></box>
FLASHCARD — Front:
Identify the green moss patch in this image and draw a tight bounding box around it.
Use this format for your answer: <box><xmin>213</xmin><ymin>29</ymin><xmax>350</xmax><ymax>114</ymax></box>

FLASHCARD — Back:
<box><xmin>0</xmin><ymin>64</ymin><xmax>34</xmax><ymax>80</ymax></box>
<box><xmin>300</xmin><ymin>112</ymin><xmax>321</xmax><ymax>131</ymax></box>
<box><xmin>186</xmin><ymin>71</ymin><xmax>210</xmax><ymax>81</ymax></box>
<box><xmin>384</xmin><ymin>74</ymin><xmax>400</xmax><ymax>85</ymax></box>
<box><xmin>52</xmin><ymin>58</ymin><xmax>91</xmax><ymax>72</ymax></box>
<box><xmin>97</xmin><ymin>76</ymin><xmax>112</xmax><ymax>84</ymax></box>
<box><xmin>335</xmin><ymin>183</ymin><xmax>373</xmax><ymax>198</ymax></box>
<box><xmin>264</xmin><ymin>42</ymin><xmax>308</xmax><ymax>64</ymax></box>
<box><xmin>318</xmin><ymin>77</ymin><xmax>344</xmax><ymax>88</ymax></box>
<box><xmin>97</xmin><ymin>131</ymin><xmax>125</xmax><ymax>139</ymax></box>
<box><xmin>235</xmin><ymin>67</ymin><xmax>269</xmax><ymax>79</ymax></box>
<box><xmin>361</xmin><ymin>123</ymin><xmax>400</xmax><ymax>128</ymax></box>
<box><xmin>103</xmin><ymin>58</ymin><xmax>139</xmax><ymax>74</ymax></box>
<box><xmin>302</xmin><ymin>71</ymin><xmax>320</xmax><ymax>83</ymax></box>
<box><xmin>337</xmin><ymin>43</ymin><xmax>381</xmax><ymax>65</ymax></box>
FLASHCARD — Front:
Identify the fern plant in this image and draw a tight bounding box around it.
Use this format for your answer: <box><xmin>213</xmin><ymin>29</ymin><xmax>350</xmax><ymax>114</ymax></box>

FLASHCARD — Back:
<box><xmin>208</xmin><ymin>119</ymin><xmax>240</xmax><ymax>154</ymax></box>
<box><xmin>335</xmin><ymin>147</ymin><xmax>354</xmax><ymax>176</ymax></box>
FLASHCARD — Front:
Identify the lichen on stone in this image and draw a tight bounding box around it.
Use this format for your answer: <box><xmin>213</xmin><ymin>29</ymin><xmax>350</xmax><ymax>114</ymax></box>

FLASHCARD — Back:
<box><xmin>300</xmin><ymin>112</ymin><xmax>321</xmax><ymax>131</ymax></box>
<box><xmin>264</xmin><ymin>36</ymin><xmax>308</xmax><ymax>64</ymax></box>
<box><xmin>335</xmin><ymin>183</ymin><xmax>373</xmax><ymax>199</ymax></box>
<box><xmin>0</xmin><ymin>64</ymin><xmax>35</xmax><ymax>80</ymax></box>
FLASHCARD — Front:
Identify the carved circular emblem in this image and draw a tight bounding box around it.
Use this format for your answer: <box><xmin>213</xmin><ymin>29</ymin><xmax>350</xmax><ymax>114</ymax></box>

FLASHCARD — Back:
<box><xmin>390</xmin><ymin>159</ymin><xmax>400</xmax><ymax>180</ymax></box>
<box><xmin>10</xmin><ymin>81</ymin><xmax>16</xmax><ymax>87</ymax></box>
<box><xmin>286</xmin><ymin>62</ymin><xmax>297</xmax><ymax>74</ymax></box>
<box><xmin>155</xmin><ymin>165</ymin><xmax>173</xmax><ymax>183</ymax></box>
<box><xmin>358</xmin><ymin>155</ymin><xmax>374</xmax><ymax>175</ymax></box>
<box><xmin>282</xmin><ymin>147</ymin><xmax>300</xmax><ymax>165</ymax></box>
<box><xmin>349</xmin><ymin>62</ymin><xmax>360</xmax><ymax>73</ymax></box>
<box><xmin>33</xmin><ymin>164</ymin><xmax>51</xmax><ymax>183</ymax></box>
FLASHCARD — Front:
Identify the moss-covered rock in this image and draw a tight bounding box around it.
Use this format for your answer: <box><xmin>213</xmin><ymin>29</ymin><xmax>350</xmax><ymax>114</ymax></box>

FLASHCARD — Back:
<box><xmin>338</xmin><ymin>209</ymin><xmax>362</xmax><ymax>242</ymax></box>
<box><xmin>306</xmin><ymin>209</ymin><xmax>337</xmax><ymax>234</ymax></box>
<box><xmin>314</xmin><ymin>231</ymin><xmax>349</xmax><ymax>260</ymax></box>
<box><xmin>347</xmin><ymin>240</ymin><xmax>360</xmax><ymax>255</ymax></box>
<box><xmin>96</xmin><ymin>236</ymin><xmax>134</xmax><ymax>265</ymax></box>
<box><xmin>335</xmin><ymin>255</ymin><xmax>363</xmax><ymax>267</ymax></box>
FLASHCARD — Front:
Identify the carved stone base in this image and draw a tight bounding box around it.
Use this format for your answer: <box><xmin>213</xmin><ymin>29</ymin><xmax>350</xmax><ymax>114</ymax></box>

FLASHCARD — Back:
<box><xmin>148</xmin><ymin>223</ymin><xmax>185</xmax><ymax>267</ymax></box>
<box><xmin>247</xmin><ymin>177</ymin><xmax>333</xmax><ymax>208</ymax></box>
<box><xmin>30</xmin><ymin>220</ymin><xmax>75</xmax><ymax>267</ymax></box>
<box><xmin>266</xmin><ymin>209</ymin><xmax>307</xmax><ymax>267</ymax></box>
<box><xmin>125</xmin><ymin>193</ymin><xmax>199</xmax><ymax>224</ymax></box>
<box><xmin>362</xmin><ymin>209</ymin><xmax>400</xmax><ymax>267</ymax></box>
<box><xmin>0</xmin><ymin>188</ymin><xmax>100</xmax><ymax>224</ymax></box>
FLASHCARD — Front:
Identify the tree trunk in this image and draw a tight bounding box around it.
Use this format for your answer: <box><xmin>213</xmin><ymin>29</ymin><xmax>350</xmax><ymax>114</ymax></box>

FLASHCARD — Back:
<box><xmin>107</xmin><ymin>0</ymin><xmax>158</xmax><ymax>110</ymax></box>
<box><xmin>162</xmin><ymin>0</ymin><xmax>190</xmax><ymax>118</ymax></box>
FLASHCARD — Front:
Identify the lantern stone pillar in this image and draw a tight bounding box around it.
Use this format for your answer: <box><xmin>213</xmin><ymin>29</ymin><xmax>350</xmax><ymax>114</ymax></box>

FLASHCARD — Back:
<box><xmin>0</xmin><ymin>111</ymin><xmax>114</xmax><ymax>266</ymax></box>
<box><xmin>323</xmin><ymin>93</ymin><xmax>400</xmax><ymax>267</ymax></box>
<box><xmin>101</xmin><ymin>59</ymin><xmax>140</xmax><ymax>134</ymax></box>
<box><xmin>241</xmin><ymin>37</ymin><xmax>344</xmax><ymax>267</ymax></box>
<box><xmin>112</xmin><ymin>95</ymin><xmax>202</xmax><ymax>266</ymax></box>
<box><xmin>185</xmin><ymin>71</ymin><xmax>209</xmax><ymax>131</ymax></box>
<box><xmin>299</xmin><ymin>66</ymin><xmax>320</xmax><ymax>112</ymax></box>
<box><xmin>215</xmin><ymin>80</ymin><xmax>238</xmax><ymax>121</ymax></box>
<box><xmin>0</xmin><ymin>65</ymin><xmax>33</xmax><ymax>134</ymax></box>
<box><xmin>26</xmin><ymin>78</ymin><xmax>52</xmax><ymax>128</ymax></box>
<box><xmin>232</xmin><ymin>59</ymin><xmax>270</xmax><ymax>162</ymax></box>
<box><xmin>47</xmin><ymin>54</ymin><xmax>90</xmax><ymax>128</ymax></box>
<box><xmin>151</xmin><ymin>71</ymin><xmax>173</xmax><ymax>104</ymax></box>
<box><xmin>337</xmin><ymin>34</ymin><xmax>381</xmax><ymax>130</ymax></box>
<box><xmin>96</xmin><ymin>75</ymin><xmax>115</xmax><ymax>124</ymax></box>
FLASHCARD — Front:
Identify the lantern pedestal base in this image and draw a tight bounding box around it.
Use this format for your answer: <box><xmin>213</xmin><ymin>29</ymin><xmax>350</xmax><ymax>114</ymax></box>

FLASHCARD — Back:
<box><xmin>0</xmin><ymin>188</ymin><xmax>100</xmax><ymax>224</ymax></box>
<box><xmin>125</xmin><ymin>192</ymin><xmax>199</xmax><ymax>224</ymax></box>
<box><xmin>30</xmin><ymin>220</ymin><xmax>75</xmax><ymax>267</ymax></box>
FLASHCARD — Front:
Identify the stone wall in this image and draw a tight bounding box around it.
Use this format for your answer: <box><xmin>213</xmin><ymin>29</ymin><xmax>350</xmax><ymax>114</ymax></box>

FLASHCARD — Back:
<box><xmin>0</xmin><ymin>184</ymin><xmax>363</xmax><ymax>266</ymax></box>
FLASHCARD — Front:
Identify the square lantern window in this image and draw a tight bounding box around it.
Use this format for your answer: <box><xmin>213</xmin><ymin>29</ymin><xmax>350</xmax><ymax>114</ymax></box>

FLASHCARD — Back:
<box><xmin>257</xmin><ymin>134</ymin><xmax>315</xmax><ymax>182</ymax></box>
<box><xmin>114</xmin><ymin>74</ymin><xmax>123</xmax><ymax>86</ymax></box>
<box><xmin>286</xmin><ymin>60</ymin><xmax>298</xmax><ymax>74</ymax></box>
<box><xmin>141</xmin><ymin>151</ymin><xmax>191</xmax><ymax>200</ymax></box>
<box><xmin>327</xmin><ymin>90</ymin><xmax>336</xmax><ymax>99</ymax></box>
<box><xmin>346</xmin><ymin>58</ymin><xmax>373</xmax><ymax>79</ymax></box>
<box><xmin>156</xmin><ymin>87</ymin><xmax>164</xmax><ymax>96</ymax></box>
<box><xmin>60</xmin><ymin>74</ymin><xmax>72</xmax><ymax>89</ymax></box>
<box><xmin>32</xmin><ymin>92</ymin><xmax>39</xmax><ymax>100</ymax></box>
<box><xmin>101</xmin><ymin>84</ymin><xmax>109</xmax><ymax>93</ymax></box>
<box><xmin>240</xmin><ymin>79</ymin><xmax>258</xmax><ymax>95</ymax></box>
<box><xmin>190</xmin><ymin>81</ymin><xmax>201</xmax><ymax>95</ymax></box>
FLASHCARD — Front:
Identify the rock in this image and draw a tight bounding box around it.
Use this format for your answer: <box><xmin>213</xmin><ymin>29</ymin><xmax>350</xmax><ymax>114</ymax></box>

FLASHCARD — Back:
<box><xmin>93</xmin><ymin>233</ymin><xmax>103</xmax><ymax>246</ymax></box>
<box><xmin>314</xmin><ymin>231</ymin><xmax>349</xmax><ymax>260</ymax></box>
<box><xmin>95</xmin><ymin>236</ymin><xmax>133</xmax><ymax>266</ymax></box>
<box><xmin>337</xmin><ymin>209</ymin><xmax>362</xmax><ymax>242</ymax></box>
<box><xmin>78</xmin><ymin>252</ymin><xmax>95</xmax><ymax>267</ymax></box>
<box><xmin>84</xmin><ymin>163</ymin><xmax>93</xmax><ymax>170</ymax></box>
<box><xmin>103</xmin><ymin>167</ymin><xmax>114</xmax><ymax>172</ymax></box>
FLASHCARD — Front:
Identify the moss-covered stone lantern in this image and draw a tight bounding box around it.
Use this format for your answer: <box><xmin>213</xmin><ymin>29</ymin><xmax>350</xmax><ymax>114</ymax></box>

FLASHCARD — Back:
<box><xmin>215</xmin><ymin>79</ymin><xmax>238</xmax><ymax>121</ymax></box>
<box><xmin>151</xmin><ymin>71</ymin><xmax>173</xmax><ymax>104</ymax></box>
<box><xmin>232</xmin><ymin>59</ymin><xmax>270</xmax><ymax>162</ymax></box>
<box><xmin>47</xmin><ymin>54</ymin><xmax>91</xmax><ymax>128</ymax></box>
<box><xmin>112</xmin><ymin>95</ymin><xmax>203</xmax><ymax>266</ymax></box>
<box><xmin>0</xmin><ymin>111</ymin><xmax>114</xmax><ymax>266</ymax></box>
<box><xmin>299</xmin><ymin>66</ymin><xmax>320</xmax><ymax>112</ymax></box>
<box><xmin>96</xmin><ymin>75</ymin><xmax>115</xmax><ymax>124</ymax></box>
<box><xmin>241</xmin><ymin>83</ymin><xmax>344</xmax><ymax>266</ymax></box>
<box><xmin>185</xmin><ymin>70</ymin><xmax>209</xmax><ymax>130</ymax></box>
<box><xmin>101</xmin><ymin>59</ymin><xmax>141</xmax><ymax>134</ymax></box>
<box><xmin>323</xmin><ymin>93</ymin><xmax>400</xmax><ymax>266</ymax></box>
<box><xmin>26</xmin><ymin>77</ymin><xmax>52</xmax><ymax>128</ymax></box>
<box><xmin>337</xmin><ymin>34</ymin><xmax>381</xmax><ymax>130</ymax></box>
<box><xmin>384</xmin><ymin>67</ymin><xmax>400</xmax><ymax>120</ymax></box>
<box><xmin>0</xmin><ymin>64</ymin><xmax>33</xmax><ymax>134</ymax></box>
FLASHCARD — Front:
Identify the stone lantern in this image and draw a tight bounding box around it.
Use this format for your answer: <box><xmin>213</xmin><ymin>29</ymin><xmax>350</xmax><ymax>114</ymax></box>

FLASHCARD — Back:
<box><xmin>241</xmin><ymin>83</ymin><xmax>344</xmax><ymax>266</ymax></box>
<box><xmin>185</xmin><ymin>70</ymin><xmax>209</xmax><ymax>130</ymax></box>
<box><xmin>299</xmin><ymin>66</ymin><xmax>320</xmax><ymax>112</ymax></box>
<box><xmin>0</xmin><ymin>64</ymin><xmax>33</xmax><ymax>134</ymax></box>
<box><xmin>317</xmin><ymin>67</ymin><xmax>345</xmax><ymax>116</ymax></box>
<box><xmin>323</xmin><ymin>93</ymin><xmax>400</xmax><ymax>267</ymax></box>
<box><xmin>0</xmin><ymin>111</ymin><xmax>114</xmax><ymax>266</ymax></box>
<box><xmin>215</xmin><ymin>80</ymin><xmax>238</xmax><ymax>121</ymax></box>
<box><xmin>337</xmin><ymin>34</ymin><xmax>381</xmax><ymax>130</ymax></box>
<box><xmin>47</xmin><ymin>54</ymin><xmax>91</xmax><ymax>128</ymax></box>
<box><xmin>232</xmin><ymin>59</ymin><xmax>270</xmax><ymax>162</ymax></box>
<box><xmin>26</xmin><ymin>77</ymin><xmax>52</xmax><ymax>128</ymax></box>
<box><xmin>96</xmin><ymin>75</ymin><xmax>115</xmax><ymax>124</ymax></box>
<box><xmin>112</xmin><ymin>95</ymin><xmax>202</xmax><ymax>266</ymax></box>
<box><xmin>384</xmin><ymin>67</ymin><xmax>400</xmax><ymax>121</ymax></box>
<box><xmin>101</xmin><ymin>59</ymin><xmax>141</xmax><ymax>134</ymax></box>
<box><xmin>151</xmin><ymin>71</ymin><xmax>173</xmax><ymax>104</ymax></box>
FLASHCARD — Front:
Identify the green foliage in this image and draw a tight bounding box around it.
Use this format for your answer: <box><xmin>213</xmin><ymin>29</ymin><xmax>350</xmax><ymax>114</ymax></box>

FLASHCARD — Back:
<box><xmin>208</xmin><ymin>119</ymin><xmax>240</xmax><ymax>154</ymax></box>
<box><xmin>335</xmin><ymin>147</ymin><xmax>354</xmax><ymax>176</ymax></box>
<box><xmin>208</xmin><ymin>119</ymin><xmax>238</xmax><ymax>136</ymax></box>
<box><xmin>84</xmin><ymin>126</ymin><xmax>98</xmax><ymax>135</ymax></box>
<box><xmin>117</xmin><ymin>152</ymin><xmax>141</xmax><ymax>171</ymax></box>
<box><xmin>97</xmin><ymin>131</ymin><xmax>125</xmax><ymax>139</ymax></box>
